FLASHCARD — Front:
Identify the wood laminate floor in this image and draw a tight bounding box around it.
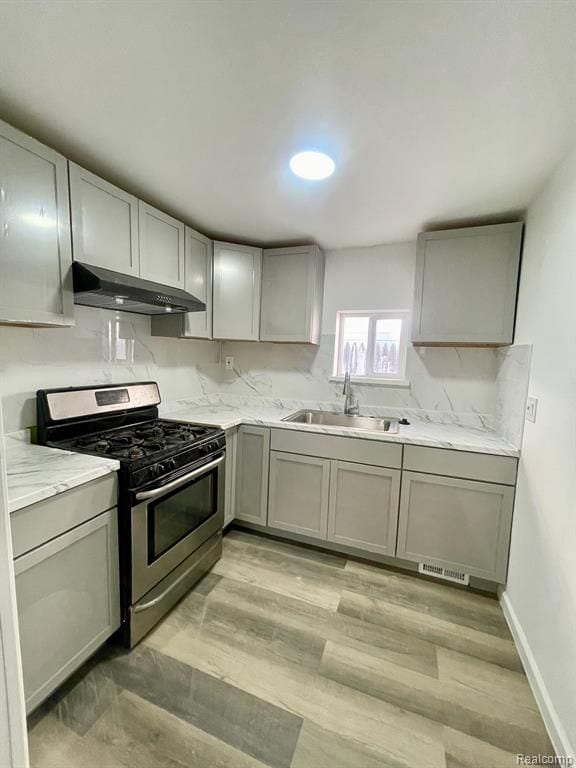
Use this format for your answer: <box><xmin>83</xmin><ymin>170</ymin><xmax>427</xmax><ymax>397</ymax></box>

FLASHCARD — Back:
<box><xmin>28</xmin><ymin>528</ymin><xmax>554</xmax><ymax>768</ymax></box>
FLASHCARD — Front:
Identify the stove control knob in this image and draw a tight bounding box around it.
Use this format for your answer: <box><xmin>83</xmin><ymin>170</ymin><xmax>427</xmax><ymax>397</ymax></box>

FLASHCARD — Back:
<box><xmin>154</xmin><ymin>464</ymin><xmax>165</xmax><ymax>477</ymax></box>
<box><xmin>165</xmin><ymin>459</ymin><xmax>176</xmax><ymax>471</ymax></box>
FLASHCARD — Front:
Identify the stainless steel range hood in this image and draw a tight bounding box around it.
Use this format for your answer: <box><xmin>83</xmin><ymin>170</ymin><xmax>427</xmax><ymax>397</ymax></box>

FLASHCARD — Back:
<box><xmin>72</xmin><ymin>262</ymin><xmax>206</xmax><ymax>316</ymax></box>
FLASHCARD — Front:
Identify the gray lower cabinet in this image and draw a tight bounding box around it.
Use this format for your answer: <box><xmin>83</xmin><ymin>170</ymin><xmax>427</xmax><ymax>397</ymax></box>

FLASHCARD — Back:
<box><xmin>14</xmin><ymin>507</ymin><xmax>120</xmax><ymax>713</ymax></box>
<box><xmin>0</xmin><ymin>119</ymin><xmax>74</xmax><ymax>326</ymax></box>
<box><xmin>327</xmin><ymin>461</ymin><xmax>400</xmax><ymax>556</ymax></box>
<box><xmin>268</xmin><ymin>451</ymin><xmax>330</xmax><ymax>539</ymax></box>
<box><xmin>235</xmin><ymin>426</ymin><xmax>270</xmax><ymax>525</ymax></box>
<box><xmin>396</xmin><ymin>471</ymin><xmax>514</xmax><ymax>583</ymax></box>
<box><xmin>224</xmin><ymin>427</ymin><xmax>238</xmax><ymax>527</ymax></box>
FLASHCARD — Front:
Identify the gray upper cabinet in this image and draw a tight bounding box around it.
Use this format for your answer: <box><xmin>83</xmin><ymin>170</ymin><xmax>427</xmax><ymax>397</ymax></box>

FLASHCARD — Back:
<box><xmin>260</xmin><ymin>245</ymin><xmax>325</xmax><ymax>344</ymax></box>
<box><xmin>0</xmin><ymin>120</ymin><xmax>73</xmax><ymax>326</ymax></box>
<box><xmin>69</xmin><ymin>162</ymin><xmax>139</xmax><ymax>276</ymax></box>
<box><xmin>235</xmin><ymin>426</ymin><xmax>270</xmax><ymax>525</ymax></box>
<box><xmin>411</xmin><ymin>223</ymin><xmax>523</xmax><ymax>346</ymax></box>
<box><xmin>327</xmin><ymin>461</ymin><xmax>400</xmax><ymax>556</ymax></box>
<box><xmin>396</xmin><ymin>471</ymin><xmax>514</xmax><ymax>583</ymax></box>
<box><xmin>268</xmin><ymin>450</ymin><xmax>330</xmax><ymax>539</ymax></box>
<box><xmin>138</xmin><ymin>201</ymin><xmax>185</xmax><ymax>289</ymax></box>
<box><xmin>152</xmin><ymin>226</ymin><xmax>213</xmax><ymax>339</ymax></box>
<box><xmin>213</xmin><ymin>241</ymin><xmax>262</xmax><ymax>340</ymax></box>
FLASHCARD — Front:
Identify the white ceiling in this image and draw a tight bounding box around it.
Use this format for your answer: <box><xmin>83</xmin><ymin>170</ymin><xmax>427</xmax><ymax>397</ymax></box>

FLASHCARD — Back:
<box><xmin>0</xmin><ymin>0</ymin><xmax>574</xmax><ymax>249</ymax></box>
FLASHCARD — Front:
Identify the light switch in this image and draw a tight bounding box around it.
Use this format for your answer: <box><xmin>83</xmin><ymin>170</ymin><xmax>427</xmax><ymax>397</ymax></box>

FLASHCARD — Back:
<box><xmin>526</xmin><ymin>396</ymin><xmax>538</xmax><ymax>423</ymax></box>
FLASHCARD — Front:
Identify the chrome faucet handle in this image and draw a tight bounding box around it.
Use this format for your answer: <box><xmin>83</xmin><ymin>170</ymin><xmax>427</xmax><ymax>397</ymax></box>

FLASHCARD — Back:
<box><xmin>343</xmin><ymin>370</ymin><xmax>350</xmax><ymax>395</ymax></box>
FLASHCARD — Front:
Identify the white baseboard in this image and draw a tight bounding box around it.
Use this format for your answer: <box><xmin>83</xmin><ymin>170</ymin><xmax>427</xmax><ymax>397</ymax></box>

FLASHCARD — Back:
<box><xmin>500</xmin><ymin>590</ymin><xmax>575</xmax><ymax>761</ymax></box>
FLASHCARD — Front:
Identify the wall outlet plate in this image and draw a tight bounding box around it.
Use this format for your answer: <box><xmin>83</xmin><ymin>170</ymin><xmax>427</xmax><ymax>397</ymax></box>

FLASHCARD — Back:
<box><xmin>224</xmin><ymin>356</ymin><xmax>234</xmax><ymax>371</ymax></box>
<box><xmin>526</xmin><ymin>395</ymin><xmax>538</xmax><ymax>423</ymax></box>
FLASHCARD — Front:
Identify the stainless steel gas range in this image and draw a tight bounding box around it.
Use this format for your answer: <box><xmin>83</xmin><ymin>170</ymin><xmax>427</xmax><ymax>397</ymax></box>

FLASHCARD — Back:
<box><xmin>36</xmin><ymin>382</ymin><xmax>225</xmax><ymax>647</ymax></box>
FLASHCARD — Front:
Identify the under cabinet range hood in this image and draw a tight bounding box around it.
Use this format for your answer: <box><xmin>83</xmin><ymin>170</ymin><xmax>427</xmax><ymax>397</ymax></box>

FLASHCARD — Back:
<box><xmin>72</xmin><ymin>262</ymin><xmax>206</xmax><ymax>316</ymax></box>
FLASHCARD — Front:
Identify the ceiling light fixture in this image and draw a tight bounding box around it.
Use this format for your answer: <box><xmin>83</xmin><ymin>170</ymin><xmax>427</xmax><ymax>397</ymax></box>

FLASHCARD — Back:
<box><xmin>289</xmin><ymin>150</ymin><xmax>335</xmax><ymax>181</ymax></box>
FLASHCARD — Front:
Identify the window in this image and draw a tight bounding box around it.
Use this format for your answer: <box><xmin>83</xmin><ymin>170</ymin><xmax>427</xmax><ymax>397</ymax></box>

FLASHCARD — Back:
<box><xmin>333</xmin><ymin>310</ymin><xmax>409</xmax><ymax>381</ymax></box>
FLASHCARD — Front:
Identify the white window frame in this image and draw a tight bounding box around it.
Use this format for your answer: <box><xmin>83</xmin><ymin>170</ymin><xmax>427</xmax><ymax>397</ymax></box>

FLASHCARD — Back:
<box><xmin>332</xmin><ymin>309</ymin><xmax>410</xmax><ymax>385</ymax></box>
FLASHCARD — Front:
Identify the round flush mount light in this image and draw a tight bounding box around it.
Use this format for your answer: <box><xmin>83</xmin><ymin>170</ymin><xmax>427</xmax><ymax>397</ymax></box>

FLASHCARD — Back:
<box><xmin>289</xmin><ymin>150</ymin><xmax>335</xmax><ymax>180</ymax></box>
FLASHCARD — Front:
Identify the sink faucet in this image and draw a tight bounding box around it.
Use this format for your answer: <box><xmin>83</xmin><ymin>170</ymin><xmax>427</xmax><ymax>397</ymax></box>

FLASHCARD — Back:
<box><xmin>343</xmin><ymin>371</ymin><xmax>359</xmax><ymax>415</ymax></box>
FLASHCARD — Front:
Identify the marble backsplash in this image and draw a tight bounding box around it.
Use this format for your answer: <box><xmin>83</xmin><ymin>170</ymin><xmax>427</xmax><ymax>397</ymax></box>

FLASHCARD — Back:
<box><xmin>0</xmin><ymin>306</ymin><xmax>222</xmax><ymax>433</ymax></box>
<box><xmin>0</xmin><ymin>306</ymin><xmax>530</xmax><ymax>443</ymax></box>
<box><xmin>219</xmin><ymin>335</ymin><xmax>498</xmax><ymax>427</ymax></box>
<box><xmin>495</xmin><ymin>344</ymin><xmax>532</xmax><ymax>448</ymax></box>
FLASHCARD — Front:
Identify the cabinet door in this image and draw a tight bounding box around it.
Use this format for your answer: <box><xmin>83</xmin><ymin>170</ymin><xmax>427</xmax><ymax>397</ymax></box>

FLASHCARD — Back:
<box><xmin>0</xmin><ymin>121</ymin><xmax>73</xmax><ymax>326</ymax></box>
<box><xmin>213</xmin><ymin>241</ymin><xmax>262</xmax><ymax>340</ymax></box>
<box><xmin>396</xmin><ymin>471</ymin><xmax>514</xmax><ymax>582</ymax></box>
<box><xmin>69</xmin><ymin>163</ymin><xmax>139</xmax><ymax>275</ymax></box>
<box><xmin>411</xmin><ymin>223</ymin><xmax>523</xmax><ymax>345</ymax></box>
<box><xmin>138</xmin><ymin>201</ymin><xmax>185</xmax><ymax>288</ymax></box>
<box><xmin>224</xmin><ymin>428</ymin><xmax>238</xmax><ymax>527</ymax></box>
<box><xmin>327</xmin><ymin>461</ymin><xmax>400</xmax><ymax>555</ymax></box>
<box><xmin>260</xmin><ymin>245</ymin><xmax>324</xmax><ymax>344</ymax></box>
<box><xmin>268</xmin><ymin>451</ymin><xmax>330</xmax><ymax>539</ymax></box>
<box><xmin>14</xmin><ymin>508</ymin><xmax>120</xmax><ymax>713</ymax></box>
<box><xmin>183</xmin><ymin>227</ymin><xmax>213</xmax><ymax>338</ymax></box>
<box><xmin>235</xmin><ymin>426</ymin><xmax>270</xmax><ymax>525</ymax></box>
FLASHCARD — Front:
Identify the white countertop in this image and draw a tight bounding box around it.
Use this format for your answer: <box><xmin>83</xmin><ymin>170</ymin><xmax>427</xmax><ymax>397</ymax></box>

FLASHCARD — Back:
<box><xmin>163</xmin><ymin>401</ymin><xmax>520</xmax><ymax>458</ymax></box>
<box><xmin>5</xmin><ymin>433</ymin><xmax>120</xmax><ymax>514</ymax></box>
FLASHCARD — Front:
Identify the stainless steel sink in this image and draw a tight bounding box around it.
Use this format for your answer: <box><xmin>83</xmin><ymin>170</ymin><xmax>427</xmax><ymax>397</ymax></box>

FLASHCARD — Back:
<box><xmin>282</xmin><ymin>410</ymin><xmax>399</xmax><ymax>433</ymax></box>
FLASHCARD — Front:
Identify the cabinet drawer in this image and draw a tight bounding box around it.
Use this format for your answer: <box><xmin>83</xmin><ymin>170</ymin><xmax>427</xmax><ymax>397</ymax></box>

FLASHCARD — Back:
<box><xmin>403</xmin><ymin>445</ymin><xmax>517</xmax><ymax>485</ymax></box>
<box><xmin>270</xmin><ymin>428</ymin><xmax>402</xmax><ymax>469</ymax></box>
<box><xmin>11</xmin><ymin>473</ymin><xmax>118</xmax><ymax>558</ymax></box>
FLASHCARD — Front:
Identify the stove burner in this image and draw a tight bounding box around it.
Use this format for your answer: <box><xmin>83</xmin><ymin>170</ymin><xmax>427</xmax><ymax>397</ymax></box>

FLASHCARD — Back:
<box><xmin>59</xmin><ymin>419</ymin><xmax>219</xmax><ymax>464</ymax></box>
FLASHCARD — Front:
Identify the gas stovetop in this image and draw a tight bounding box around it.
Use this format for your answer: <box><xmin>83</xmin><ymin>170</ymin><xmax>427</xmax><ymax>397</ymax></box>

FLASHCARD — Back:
<box><xmin>56</xmin><ymin>419</ymin><xmax>217</xmax><ymax>462</ymax></box>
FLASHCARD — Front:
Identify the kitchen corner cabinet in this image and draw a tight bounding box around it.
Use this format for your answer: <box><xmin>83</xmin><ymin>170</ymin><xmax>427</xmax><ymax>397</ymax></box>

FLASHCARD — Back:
<box><xmin>224</xmin><ymin>428</ymin><xmax>238</xmax><ymax>527</ymax></box>
<box><xmin>152</xmin><ymin>227</ymin><xmax>213</xmax><ymax>339</ymax></box>
<box><xmin>14</xmin><ymin>506</ymin><xmax>120</xmax><ymax>713</ymax></box>
<box><xmin>268</xmin><ymin>451</ymin><xmax>330</xmax><ymax>539</ymax></box>
<box><xmin>138</xmin><ymin>201</ymin><xmax>185</xmax><ymax>289</ymax></box>
<box><xmin>327</xmin><ymin>461</ymin><xmax>400</xmax><ymax>555</ymax></box>
<box><xmin>213</xmin><ymin>241</ymin><xmax>262</xmax><ymax>340</ymax></box>
<box><xmin>411</xmin><ymin>223</ymin><xmax>523</xmax><ymax>346</ymax></box>
<box><xmin>260</xmin><ymin>245</ymin><xmax>324</xmax><ymax>344</ymax></box>
<box><xmin>0</xmin><ymin>120</ymin><xmax>74</xmax><ymax>326</ymax></box>
<box><xmin>69</xmin><ymin>162</ymin><xmax>139</xmax><ymax>276</ymax></box>
<box><xmin>235</xmin><ymin>426</ymin><xmax>270</xmax><ymax>525</ymax></box>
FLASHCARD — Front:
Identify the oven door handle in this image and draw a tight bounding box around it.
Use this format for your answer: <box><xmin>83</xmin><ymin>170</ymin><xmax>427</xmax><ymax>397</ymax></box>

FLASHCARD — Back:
<box><xmin>135</xmin><ymin>454</ymin><xmax>225</xmax><ymax>501</ymax></box>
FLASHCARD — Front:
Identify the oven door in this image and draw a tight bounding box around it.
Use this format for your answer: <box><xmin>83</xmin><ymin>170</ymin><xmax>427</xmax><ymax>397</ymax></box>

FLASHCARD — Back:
<box><xmin>131</xmin><ymin>453</ymin><xmax>225</xmax><ymax>603</ymax></box>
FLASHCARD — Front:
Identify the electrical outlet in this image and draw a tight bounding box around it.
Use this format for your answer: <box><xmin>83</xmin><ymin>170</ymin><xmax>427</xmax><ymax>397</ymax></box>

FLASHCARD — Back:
<box><xmin>526</xmin><ymin>396</ymin><xmax>538</xmax><ymax>423</ymax></box>
<box><xmin>224</xmin><ymin>356</ymin><xmax>234</xmax><ymax>371</ymax></box>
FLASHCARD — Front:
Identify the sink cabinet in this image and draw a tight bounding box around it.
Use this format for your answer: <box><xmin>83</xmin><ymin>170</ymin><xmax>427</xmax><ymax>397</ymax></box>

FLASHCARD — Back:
<box><xmin>260</xmin><ymin>245</ymin><xmax>324</xmax><ymax>344</ymax></box>
<box><xmin>213</xmin><ymin>241</ymin><xmax>262</xmax><ymax>340</ymax></box>
<box><xmin>411</xmin><ymin>223</ymin><xmax>523</xmax><ymax>346</ymax></box>
<box><xmin>327</xmin><ymin>461</ymin><xmax>400</xmax><ymax>556</ymax></box>
<box><xmin>0</xmin><ymin>120</ymin><xmax>74</xmax><ymax>326</ymax></box>
<box><xmin>152</xmin><ymin>227</ymin><xmax>213</xmax><ymax>339</ymax></box>
<box><xmin>69</xmin><ymin>162</ymin><xmax>139</xmax><ymax>276</ymax></box>
<box><xmin>268</xmin><ymin>451</ymin><xmax>330</xmax><ymax>539</ymax></box>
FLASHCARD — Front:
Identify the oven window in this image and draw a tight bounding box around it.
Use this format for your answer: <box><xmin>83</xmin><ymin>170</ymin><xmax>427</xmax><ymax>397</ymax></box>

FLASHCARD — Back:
<box><xmin>148</xmin><ymin>467</ymin><xmax>217</xmax><ymax>563</ymax></box>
